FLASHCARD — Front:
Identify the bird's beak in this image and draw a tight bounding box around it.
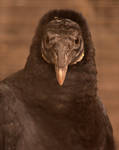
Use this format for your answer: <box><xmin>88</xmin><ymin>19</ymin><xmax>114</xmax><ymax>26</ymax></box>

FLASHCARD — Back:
<box><xmin>55</xmin><ymin>65</ymin><xmax>68</xmax><ymax>86</ymax></box>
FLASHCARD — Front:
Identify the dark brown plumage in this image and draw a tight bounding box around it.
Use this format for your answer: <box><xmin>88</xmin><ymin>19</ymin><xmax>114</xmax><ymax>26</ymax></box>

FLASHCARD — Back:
<box><xmin>0</xmin><ymin>9</ymin><xmax>115</xmax><ymax>150</ymax></box>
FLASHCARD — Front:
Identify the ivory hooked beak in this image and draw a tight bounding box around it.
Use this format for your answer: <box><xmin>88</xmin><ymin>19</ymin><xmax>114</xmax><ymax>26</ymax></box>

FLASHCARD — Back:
<box><xmin>55</xmin><ymin>66</ymin><xmax>68</xmax><ymax>86</ymax></box>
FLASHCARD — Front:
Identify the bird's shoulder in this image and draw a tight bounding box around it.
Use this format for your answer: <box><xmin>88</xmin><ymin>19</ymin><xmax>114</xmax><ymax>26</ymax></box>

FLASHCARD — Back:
<box><xmin>97</xmin><ymin>97</ymin><xmax>114</xmax><ymax>140</ymax></box>
<box><xmin>97</xmin><ymin>97</ymin><xmax>115</xmax><ymax>149</ymax></box>
<box><xmin>97</xmin><ymin>97</ymin><xmax>113</xmax><ymax>130</ymax></box>
<box><xmin>0</xmin><ymin>82</ymin><xmax>22</xmax><ymax>149</ymax></box>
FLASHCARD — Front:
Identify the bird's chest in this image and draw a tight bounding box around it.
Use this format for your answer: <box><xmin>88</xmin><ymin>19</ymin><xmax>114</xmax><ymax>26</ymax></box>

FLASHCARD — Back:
<box><xmin>16</xmin><ymin>109</ymin><xmax>83</xmax><ymax>150</ymax></box>
<box><xmin>16</xmin><ymin>99</ymin><xmax>102</xmax><ymax>150</ymax></box>
<box><xmin>15</xmin><ymin>87</ymin><xmax>104</xmax><ymax>150</ymax></box>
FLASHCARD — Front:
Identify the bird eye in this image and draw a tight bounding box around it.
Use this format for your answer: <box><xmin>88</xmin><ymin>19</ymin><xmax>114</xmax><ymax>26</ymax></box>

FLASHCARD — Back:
<box><xmin>75</xmin><ymin>38</ymin><xmax>79</xmax><ymax>44</ymax></box>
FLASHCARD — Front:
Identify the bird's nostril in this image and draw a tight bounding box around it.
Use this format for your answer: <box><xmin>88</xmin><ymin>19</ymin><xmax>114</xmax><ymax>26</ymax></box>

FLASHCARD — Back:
<box><xmin>75</xmin><ymin>38</ymin><xmax>79</xmax><ymax>44</ymax></box>
<box><xmin>46</xmin><ymin>36</ymin><xmax>49</xmax><ymax>44</ymax></box>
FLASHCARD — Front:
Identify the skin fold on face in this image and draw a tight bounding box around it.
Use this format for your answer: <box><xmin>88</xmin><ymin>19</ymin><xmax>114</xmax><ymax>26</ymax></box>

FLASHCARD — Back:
<box><xmin>41</xmin><ymin>18</ymin><xmax>84</xmax><ymax>86</ymax></box>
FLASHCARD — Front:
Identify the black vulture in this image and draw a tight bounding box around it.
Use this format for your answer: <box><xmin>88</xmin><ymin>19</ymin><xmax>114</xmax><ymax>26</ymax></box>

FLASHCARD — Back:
<box><xmin>0</xmin><ymin>10</ymin><xmax>115</xmax><ymax>150</ymax></box>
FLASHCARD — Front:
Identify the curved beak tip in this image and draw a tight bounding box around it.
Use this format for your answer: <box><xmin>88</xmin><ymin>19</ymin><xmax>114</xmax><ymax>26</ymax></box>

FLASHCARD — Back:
<box><xmin>58</xmin><ymin>80</ymin><xmax>64</xmax><ymax>86</ymax></box>
<box><xmin>55</xmin><ymin>66</ymin><xmax>68</xmax><ymax>86</ymax></box>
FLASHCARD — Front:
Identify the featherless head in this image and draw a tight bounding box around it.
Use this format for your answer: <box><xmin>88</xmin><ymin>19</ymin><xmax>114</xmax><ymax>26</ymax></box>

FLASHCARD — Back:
<box><xmin>41</xmin><ymin>17</ymin><xmax>84</xmax><ymax>86</ymax></box>
<box><xmin>27</xmin><ymin>10</ymin><xmax>95</xmax><ymax>86</ymax></box>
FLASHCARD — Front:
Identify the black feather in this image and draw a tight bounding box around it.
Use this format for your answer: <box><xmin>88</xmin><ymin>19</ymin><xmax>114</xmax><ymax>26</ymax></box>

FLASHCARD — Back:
<box><xmin>0</xmin><ymin>9</ymin><xmax>115</xmax><ymax>150</ymax></box>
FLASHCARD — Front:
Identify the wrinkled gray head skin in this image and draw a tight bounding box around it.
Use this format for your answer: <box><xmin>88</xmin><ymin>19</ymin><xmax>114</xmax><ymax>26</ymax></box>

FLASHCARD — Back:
<box><xmin>41</xmin><ymin>17</ymin><xmax>84</xmax><ymax>85</ymax></box>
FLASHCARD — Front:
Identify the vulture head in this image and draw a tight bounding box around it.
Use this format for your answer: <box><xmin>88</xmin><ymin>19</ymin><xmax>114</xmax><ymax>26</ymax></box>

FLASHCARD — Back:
<box><xmin>25</xmin><ymin>9</ymin><xmax>96</xmax><ymax>88</ymax></box>
<box><xmin>41</xmin><ymin>18</ymin><xmax>84</xmax><ymax>85</ymax></box>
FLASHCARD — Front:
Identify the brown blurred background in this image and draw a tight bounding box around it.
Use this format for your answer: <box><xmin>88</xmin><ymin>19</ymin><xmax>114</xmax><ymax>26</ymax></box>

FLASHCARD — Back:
<box><xmin>0</xmin><ymin>0</ymin><xmax>119</xmax><ymax>148</ymax></box>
